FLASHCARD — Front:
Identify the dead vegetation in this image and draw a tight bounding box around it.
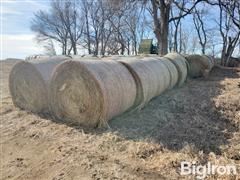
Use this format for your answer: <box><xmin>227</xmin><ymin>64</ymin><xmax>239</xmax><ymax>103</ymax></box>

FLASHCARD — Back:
<box><xmin>0</xmin><ymin>60</ymin><xmax>240</xmax><ymax>179</ymax></box>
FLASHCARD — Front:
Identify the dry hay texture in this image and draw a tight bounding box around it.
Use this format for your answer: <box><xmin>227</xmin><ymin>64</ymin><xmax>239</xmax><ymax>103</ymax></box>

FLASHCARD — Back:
<box><xmin>153</xmin><ymin>57</ymin><xmax>179</xmax><ymax>89</ymax></box>
<box><xmin>49</xmin><ymin>60</ymin><xmax>137</xmax><ymax>127</ymax></box>
<box><xmin>202</xmin><ymin>55</ymin><xmax>215</xmax><ymax>69</ymax></box>
<box><xmin>118</xmin><ymin>57</ymin><xmax>171</xmax><ymax>109</ymax></box>
<box><xmin>185</xmin><ymin>54</ymin><xmax>215</xmax><ymax>78</ymax></box>
<box><xmin>164</xmin><ymin>53</ymin><xmax>188</xmax><ymax>86</ymax></box>
<box><xmin>9</xmin><ymin>56</ymin><xmax>70</xmax><ymax>114</ymax></box>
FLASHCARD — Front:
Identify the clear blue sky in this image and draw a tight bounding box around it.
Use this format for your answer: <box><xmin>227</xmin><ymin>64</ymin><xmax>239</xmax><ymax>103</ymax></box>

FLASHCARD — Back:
<box><xmin>1</xmin><ymin>0</ymin><xmax>50</xmax><ymax>59</ymax></box>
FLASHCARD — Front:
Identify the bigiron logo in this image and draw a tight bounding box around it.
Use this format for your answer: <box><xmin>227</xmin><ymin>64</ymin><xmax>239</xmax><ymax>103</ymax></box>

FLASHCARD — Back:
<box><xmin>180</xmin><ymin>161</ymin><xmax>237</xmax><ymax>179</ymax></box>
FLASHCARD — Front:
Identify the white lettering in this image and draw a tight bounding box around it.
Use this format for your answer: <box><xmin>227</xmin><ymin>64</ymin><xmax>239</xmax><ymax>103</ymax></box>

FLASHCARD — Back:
<box><xmin>180</xmin><ymin>161</ymin><xmax>237</xmax><ymax>178</ymax></box>
<box><xmin>181</xmin><ymin>161</ymin><xmax>192</xmax><ymax>175</ymax></box>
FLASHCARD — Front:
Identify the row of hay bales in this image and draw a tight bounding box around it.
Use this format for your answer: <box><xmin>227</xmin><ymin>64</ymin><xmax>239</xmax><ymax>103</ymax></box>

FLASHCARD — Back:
<box><xmin>9</xmin><ymin>53</ymin><xmax>214</xmax><ymax>127</ymax></box>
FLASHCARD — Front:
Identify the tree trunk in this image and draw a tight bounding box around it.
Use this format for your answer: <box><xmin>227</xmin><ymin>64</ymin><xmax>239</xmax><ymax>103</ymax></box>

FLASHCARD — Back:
<box><xmin>73</xmin><ymin>43</ymin><xmax>77</xmax><ymax>55</ymax></box>
<box><xmin>151</xmin><ymin>0</ymin><xmax>170</xmax><ymax>55</ymax></box>
<box><xmin>173</xmin><ymin>20</ymin><xmax>180</xmax><ymax>52</ymax></box>
<box><xmin>201</xmin><ymin>44</ymin><xmax>205</xmax><ymax>55</ymax></box>
<box><xmin>127</xmin><ymin>40</ymin><xmax>130</xmax><ymax>55</ymax></box>
<box><xmin>121</xmin><ymin>42</ymin><xmax>125</xmax><ymax>55</ymax></box>
<box><xmin>95</xmin><ymin>42</ymin><xmax>99</xmax><ymax>56</ymax></box>
<box><xmin>151</xmin><ymin>0</ymin><xmax>162</xmax><ymax>54</ymax></box>
<box><xmin>85</xmin><ymin>12</ymin><xmax>91</xmax><ymax>54</ymax></box>
<box><xmin>134</xmin><ymin>36</ymin><xmax>137</xmax><ymax>55</ymax></box>
<box><xmin>159</xmin><ymin>4</ymin><xmax>170</xmax><ymax>55</ymax></box>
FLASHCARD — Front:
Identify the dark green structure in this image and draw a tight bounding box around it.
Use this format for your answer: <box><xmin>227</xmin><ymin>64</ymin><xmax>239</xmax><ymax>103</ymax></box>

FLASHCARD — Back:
<box><xmin>138</xmin><ymin>39</ymin><xmax>158</xmax><ymax>54</ymax></box>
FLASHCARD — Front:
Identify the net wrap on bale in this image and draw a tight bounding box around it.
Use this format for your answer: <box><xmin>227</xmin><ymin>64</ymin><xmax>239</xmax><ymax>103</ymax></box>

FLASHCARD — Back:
<box><xmin>154</xmin><ymin>57</ymin><xmax>178</xmax><ymax>89</ymax></box>
<box><xmin>49</xmin><ymin>60</ymin><xmax>137</xmax><ymax>127</ymax></box>
<box><xmin>9</xmin><ymin>56</ymin><xmax>70</xmax><ymax>114</ymax></box>
<box><xmin>185</xmin><ymin>54</ymin><xmax>214</xmax><ymax>78</ymax></box>
<box><xmin>164</xmin><ymin>53</ymin><xmax>188</xmax><ymax>86</ymax></box>
<box><xmin>118</xmin><ymin>57</ymin><xmax>171</xmax><ymax>109</ymax></box>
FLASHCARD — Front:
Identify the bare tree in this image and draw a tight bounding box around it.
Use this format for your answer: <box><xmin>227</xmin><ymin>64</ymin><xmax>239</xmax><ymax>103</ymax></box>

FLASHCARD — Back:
<box><xmin>149</xmin><ymin>0</ymin><xmax>204</xmax><ymax>55</ymax></box>
<box><xmin>218</xmin><ymin>0</ymin><xmax>240</xmax><ymax>65</ymax></box>
<box><xmin>220</xmin><ymin>0</ymin><xmax>240</xmax><ymax>29</ymax></box>
<box><xmin>179</xmin><ymin>26</ymin><xmax>189</xmax><ymax>54</ymax></box>
<box><xmin>42</xmin><ymin>39</ymin><xmax>56</xmax><ymax>56</ymax></box>
<box><xmin>192</xmin><ymin>7</ymin><xmax>207</xmax><ymax>54</ymax></box>
<box><xmin>81</xmin><ymin>0</ymin><xmax>92</xmax><ymax>54</ymax></box>
<box><xmin>30</xmin><ymin>0</ymin><xmax>157</xmax><ymax>56</ymax></box>
<box><xmin>31</xmin><ymin>0</ymin><xmax>84</xmax><ymax>55</ymax></box>
<box><xmin>123</xmin><ymin>1</ymin><xmax>146</xmax><ymax>55</ymax></box>
<box><xmin>52</xmin><ymin>0</ymin><xmax>84</xmax><ymax>55</ymax></box>
<box><xmin>170</xmin><ymin>1</ymin><xmax>186</xmax><ymax>53</ymax></box>
<box><xmin>31</xmin><ymin>9</ymin><xmax>69</xmax><ymax>55</ymax></box>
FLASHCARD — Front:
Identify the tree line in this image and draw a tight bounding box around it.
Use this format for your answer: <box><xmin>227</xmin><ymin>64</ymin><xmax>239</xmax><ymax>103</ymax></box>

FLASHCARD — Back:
<box><xmin>31</xmin><ymin>0</ymin><xmax>240</xmax><ymax>66</ymax></box>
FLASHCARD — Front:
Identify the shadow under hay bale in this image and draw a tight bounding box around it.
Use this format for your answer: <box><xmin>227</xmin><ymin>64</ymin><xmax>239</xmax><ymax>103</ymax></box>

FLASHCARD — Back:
<box><xmin>164</xmin><ymin>53</ymin><xmax>188</xmax><ymax>86</ymax></box>
<box><xmin>109</xmin><ymin>67</ymin><xmax>239</xmax><ymax>154</ymax></box>
<box><xmin>9</xmin><ymin>56</ymin><xmax>70</xmax><ymax>114</ymax></box>
<box><xmin>49</xmin><ymin>60</ymin><xmax>137</xmax><ymax>127</ymax></box>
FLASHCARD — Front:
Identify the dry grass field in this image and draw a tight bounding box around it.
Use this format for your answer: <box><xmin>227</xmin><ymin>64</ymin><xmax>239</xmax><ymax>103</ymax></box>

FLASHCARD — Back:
<box><xmin>0</xmin><ymin>59</ymin><xmax>240</xmax><ymax>179</ymax></box>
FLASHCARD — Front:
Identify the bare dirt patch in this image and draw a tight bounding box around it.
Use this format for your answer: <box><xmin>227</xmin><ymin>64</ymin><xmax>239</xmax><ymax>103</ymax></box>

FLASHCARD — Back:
<box><xmin>1</xmin><ymin>60</ymin><xmax>240</xmax><ymax>179</ymax></box>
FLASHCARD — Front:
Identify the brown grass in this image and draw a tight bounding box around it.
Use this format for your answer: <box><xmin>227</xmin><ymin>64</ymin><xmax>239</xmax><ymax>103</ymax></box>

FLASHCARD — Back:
<box><xmin>1</xmin><ymin>59</ymin><xmax>240</xmax><ymax>180</ymax></box>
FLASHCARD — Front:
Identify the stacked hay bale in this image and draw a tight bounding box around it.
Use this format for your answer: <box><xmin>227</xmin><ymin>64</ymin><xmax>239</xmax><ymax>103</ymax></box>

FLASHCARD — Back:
<box><xmin>118</xmin><ymin>57</ymin><xmax>171</xmax><ymax>109</ymax></box>
<box><xmin>9</xmin><ymin>56</ymin><xmax>70</xmax><ymax>114</ymax></box>
<box><xmin>164</xmin><ymin>53</ymin><xmax>188</xmax><ymax>86</ymax></box>
<box><xmin>185</xmin><ymin>54</ymin><xmax>215</xmax><ymax>78</ymax></box>
<box><xmin>49</xmin><ymin>60</ymin><xmax>137</xmax><ymax>127</ymax></box>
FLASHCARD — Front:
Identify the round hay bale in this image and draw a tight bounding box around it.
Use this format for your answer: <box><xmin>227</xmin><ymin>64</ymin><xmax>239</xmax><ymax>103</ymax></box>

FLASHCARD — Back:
<box><xmin>185</xmin><ymin>54</ymin><xmax>213</xmax><ymax>78</ymax></box>
<box><xmin>49</xmin><ymin>60</ymin><xmax>136</xmax><ymax>127</ymax></box>
<box><xmin>164</xmin><ymin>53</ymin><xmax>188</xmax><ymax>86</ymax></box>
<box><xmin>9</xmin><ymin>56</ymin><xmax>70</xmax><ymax>114</ymax></box>
<box><xmin>202</xmin><ymin>55</ymin><xmax>215</xmax><ymax>68</ymax></box>
<box><xmin>154</xmin><ymin>57</ymin><xmax>178</xmax><ymax>89</ymax></box>
<box><xmin>118</xmin><ymin>57</ymin><xmax>171</xmax><ymax>109</ymax></box>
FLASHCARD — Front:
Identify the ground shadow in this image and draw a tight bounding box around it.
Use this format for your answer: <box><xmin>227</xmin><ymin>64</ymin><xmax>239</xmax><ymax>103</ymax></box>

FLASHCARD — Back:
<box><xmin>107</xmin><ymin>67</ymin><xmax>240</xmax><ymax>154</ymax></box>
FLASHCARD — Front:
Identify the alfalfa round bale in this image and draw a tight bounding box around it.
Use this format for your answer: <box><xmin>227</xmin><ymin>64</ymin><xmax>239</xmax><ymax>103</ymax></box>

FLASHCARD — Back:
<box><xmin>185</xmin><ymin>54</ymin><xmax>213</xmax><ymax>78</ymax></box>
<box><xmin>118</xmin><ymin>57</ymin><xmax>171</xmax><ymax>109</ymax></box>
<box><xmin>164</xmin><ymin>53</ymin><xmax>188</xmax><ymax>86</ymax></box>
<box><xmin>49</xmin><ymin>60</ymin><xmax>137</xmax><ymax>127</ymax></box>
<box><xmin>154</xmin><ymin>57</ymin><xmax>178</xmax><ymax>89</ymax></box>
<box><xmin>9</xmin><ymin>56</ymin><xmax>70</xmax><ymax>114</ymax></box>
